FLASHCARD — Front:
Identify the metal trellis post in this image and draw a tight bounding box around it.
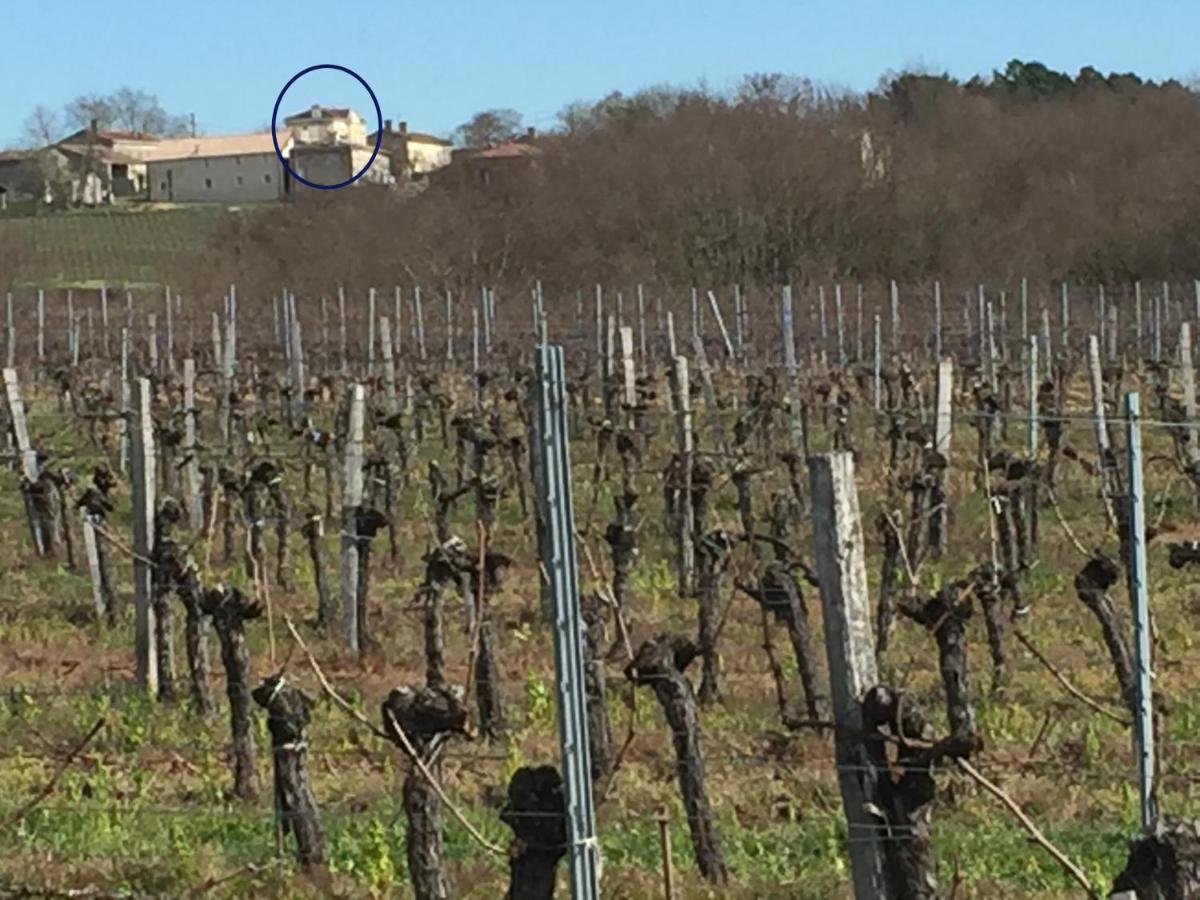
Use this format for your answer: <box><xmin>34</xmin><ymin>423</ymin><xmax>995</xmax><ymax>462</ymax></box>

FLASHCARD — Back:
<box><xmin>534</xmin><ymin>341</ymin><xmax>601</xmax><ymax>900</ymax></box>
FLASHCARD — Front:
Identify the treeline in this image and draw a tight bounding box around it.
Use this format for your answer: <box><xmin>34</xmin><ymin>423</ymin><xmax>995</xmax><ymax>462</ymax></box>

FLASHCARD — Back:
<box><xmin>198</xmin><ymin>60</ymin><xmax>1200</xmax><ymax>297</ymax></box>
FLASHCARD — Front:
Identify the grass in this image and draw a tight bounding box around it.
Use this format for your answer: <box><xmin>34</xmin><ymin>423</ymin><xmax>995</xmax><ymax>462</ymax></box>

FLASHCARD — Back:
<box><xmin>0</xmin><ymin>367</ymin><xmax>1198</xmax><ymax>897</ymax></box>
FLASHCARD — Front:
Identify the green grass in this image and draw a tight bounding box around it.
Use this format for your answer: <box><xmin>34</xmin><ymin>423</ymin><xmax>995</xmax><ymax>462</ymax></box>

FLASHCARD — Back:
<box><xmin>0</xmin><ymin>205</ymin><xmax>229</xmax><ymax>288</ymax></box>
<box><xmin>0</xmin><ymin>378</ymin><xmax>1198</xmax><ymax>897</ymax></box>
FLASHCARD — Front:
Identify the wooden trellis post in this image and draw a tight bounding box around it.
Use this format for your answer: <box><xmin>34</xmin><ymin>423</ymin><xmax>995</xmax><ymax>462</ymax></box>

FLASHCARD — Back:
<box><xmin>337</xmin><ymin>285</ymin><xmax>348</xmax><ymax>376</ymax></box>
<box><xmin>36</xmin><ymin>289</ymin><xmax>44</xmax><ymax>364</ymax></box>
<box><xmin>100</xmin><ymin>285</ymin><xmax>109</xmax><ymax>359</ymax></box>
<box><xmin>413</xmin><ymin>286</ymin><xmax>427</xmax><ymax>363</ymax></box>
<box><xmin>705</xmin><ymin>290</ymin><xmax>735</xmax><ymax>361</ymax></box>
<box><xmin>809</xmin><ymin>452</ymin><xmax>892</xmax><ymax>900</ymax></box>
<box><xmin>164</xmin><ymin>286</ymin><xmax>175</xmax><ymax>373</ymax></box>
<box><xmin>131</xmin><ymin>376</ymin><xmax>158</xmax><ymax>693</ymax></box>
<box><xmin>5</xmin><ymin>292</ymin><xmax>14</xmax><ymax>369</ymax></box>
<box><xmin>119</xmin><ymin>329</ymin><xmax>131</xmax><ymax>472</ymax></box>
<box><xmin>889</xmin><ymin>279</ymin><xmax>900</xmax><ymax>353</ymax></box>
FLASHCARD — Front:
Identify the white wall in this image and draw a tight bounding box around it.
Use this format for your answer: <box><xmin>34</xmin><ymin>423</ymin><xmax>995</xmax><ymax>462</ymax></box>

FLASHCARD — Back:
<box><xmin>407</xmin><ymin>141</ymin><xmax>452</xmax><ymax>175</ymax></box>
<box><xmin>147</xmin><ymin>152</ymin><xmax>286</xmax><ymax>203</ymax></box>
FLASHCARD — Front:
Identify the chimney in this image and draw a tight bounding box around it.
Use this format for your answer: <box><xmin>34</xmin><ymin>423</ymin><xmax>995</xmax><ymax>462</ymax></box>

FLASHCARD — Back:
<box><xmin>383</xmin><ymin>119</ymin><xmax>392</xmax><ymax>133</ymax></box>
<box><xmin>89</xmin><ymin>117</ymin><xmax>99</xmax><ymax>134</ymax></box>
<box><xmin>526</xmin><ymin>126</ymin><xmax>536</xmax><ymax>140</ymax></box>
<box><xmin>398</xmin><ymin>121</ymin><xmax>408</xmax><ymax>135</ymax></box>
<box><xmin>310</xmin><ymin>103</ymin><xmax>321</xmax><ymax>118</ymax></box>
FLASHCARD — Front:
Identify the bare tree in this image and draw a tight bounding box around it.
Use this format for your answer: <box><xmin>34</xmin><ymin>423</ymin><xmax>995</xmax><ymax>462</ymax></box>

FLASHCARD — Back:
<box><xmin>62</xmin><ymin>87</ymin><xmax>188</xmax><ymax>136</ymax></box>
<box><xmin>22</xmin><ymin>105</ymin><xmax>61</xmax><ymax>148</ymax></box>
<box><xmin>454</xmin><ymin>109</ymin><xmax>523</xmax><ymax>148</ymax></box>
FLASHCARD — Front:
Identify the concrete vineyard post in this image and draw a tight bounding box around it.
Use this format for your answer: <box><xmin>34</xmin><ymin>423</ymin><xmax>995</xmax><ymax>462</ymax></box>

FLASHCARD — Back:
<box><xmin>1124</xmin><ymin>392</ymin><xmax>1156</xmax><ymax>832</ymax></box>
<box><xmin>119</xmin><ymin>329</ymin><xmax>131</xmax><ymax>472</ymax></box>
<box><xmin>341</xmin><ymin>384</ymin><xmax>366</xmax><ymax>652</ymax></box>
<box><xmin>131</xmin><ymin>376</ymin><xmax>158</xmax><ymax>693</ymax></box>
<box><xmin>873</xmin><ymin>314</ymin><xmax>882</xmax><ymax>411</ymax></box>
<box><xmin>183</xmin><ymin>359</ymin><xmax>204</xmax><ymax>532</ymax></box>
<box><xmin>781</xmin><ymin>287</ymin><xmax>805</xmax><ymax>452</ymax></box>
<box><xmin>638</xmin><ymin>284</ymin><xmax>648</xmax><ymax>371</ymax></box>
<box><xmin>381</xmin><ymin>316</ymin><xmax>398</xmax><ymax>416</ymax></box>
<box><xmin>669</xmin><ymin>356</ymin><xmax>695</xmax><ymax>598</ymax></box>
<box><xmin>834</xmin><ymin>284</ymin><xmax>846</xmax><ymax>368</ymax></box>
<box><xmin>808</xmin><ymin>452</ymin><xmax>892</xmax><ymax>900</ymax></box>
<box><xmin>933</xmin><ymin>280</ymin><xmax>942</xmax><ymax>361</ymax></box>
<box><xmin>1027</xmin><ymin>336</ymin><xmax>1038</xmax><ymax>457</ymax></box>
<box><xmin>368</xmin><ymin>287</ymin><xmax>377</xmax><ymax>376</ymax></box>
<box><xmin>931</xmin><ymin>359</ymin><xmax>953</xmax><ymax>556</ymax></box>
<box><xmin>1180</xmin><ymin>323</ymin><xmax>1198</xmax><ymax>463</ymax></box>
<box><xmin>290</xmin><ymin>301</ymin><xmax>306</xmax><ymax>426</ymax></box>
<box><xmin>3</xmin><ymin>367</ymin><xmax>45</xmax><ymax>555</ymax></box>
<box><xmin>164</xmin><ymin>286</ymin><xmax>175</xmax><ymax>374</ymax></box>
<box><xmin>890</xmin><ymin>279</ymin><xmax>900</xmax><ymax>353</ymax></box>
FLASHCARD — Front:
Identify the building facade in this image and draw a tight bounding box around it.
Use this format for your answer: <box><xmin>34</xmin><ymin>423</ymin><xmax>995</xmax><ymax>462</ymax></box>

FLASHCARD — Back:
<box><xmin>283</xmin><ymin>105</ymin><xmax>367</xmax><ymax>147</ymax></box>
<box><xmin>146</xmin><ymin>132</ymin><xmax>295</xmax><ymax>203</ymax></box>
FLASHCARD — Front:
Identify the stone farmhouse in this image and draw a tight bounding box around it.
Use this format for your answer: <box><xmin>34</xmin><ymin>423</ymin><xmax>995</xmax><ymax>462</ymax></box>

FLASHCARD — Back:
<box><xmin>0</xmin><ymin>104</ymin><xmax>452</xmax><ymax>206</ymax></box>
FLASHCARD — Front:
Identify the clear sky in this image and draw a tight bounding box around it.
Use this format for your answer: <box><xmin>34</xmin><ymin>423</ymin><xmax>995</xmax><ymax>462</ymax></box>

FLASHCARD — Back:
<box><xmin>2</xmin><ymin>0</ymin><xmax>1196</xmax><ymax>146</ymax></box>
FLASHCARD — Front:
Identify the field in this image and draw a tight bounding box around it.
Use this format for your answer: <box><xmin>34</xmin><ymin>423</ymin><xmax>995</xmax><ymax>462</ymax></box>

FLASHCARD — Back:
<box><xmin>0</xmin><ymin>283</ymin><xmax>1197</xmax><ymax>899</ymax></box>
<box><xmin>0</xmin><ymin>205</ymin><xmax>228</xmax><ymax>288</ymax></box>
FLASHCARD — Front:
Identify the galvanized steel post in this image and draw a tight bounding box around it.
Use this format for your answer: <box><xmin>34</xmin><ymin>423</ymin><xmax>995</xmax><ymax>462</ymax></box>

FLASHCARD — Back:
<box><xmin>534</xmin><ymin>341</ymin><xmax>601</xmax><ymax>900</ymax></box>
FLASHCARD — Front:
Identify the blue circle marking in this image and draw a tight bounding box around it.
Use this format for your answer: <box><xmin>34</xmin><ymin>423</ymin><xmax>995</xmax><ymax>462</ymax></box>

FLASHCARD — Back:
<box><xmin>271</xmin><ymin>64</ymin><xmax>383</xmax><ymax>191</ymax></box>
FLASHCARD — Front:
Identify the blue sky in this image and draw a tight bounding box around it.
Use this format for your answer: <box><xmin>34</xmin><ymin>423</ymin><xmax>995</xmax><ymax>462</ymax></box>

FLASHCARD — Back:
<box><xmin>2</xmin><ymin>0</ymin><xmax>1195</xmax><ymax>146</ymax></box>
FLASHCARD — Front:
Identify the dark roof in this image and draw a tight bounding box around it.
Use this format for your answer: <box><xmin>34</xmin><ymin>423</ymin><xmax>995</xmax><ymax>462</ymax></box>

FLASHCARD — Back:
<box><xmin>286</xmin><ymin>106</ymin><xmax>353</xmax><ymax>121</ymax></box>
<box><xmin>58</xmin><ymin>128</ymin><xmax>159</xmax><ymax>145</ymax></box>
<box><xmin>0</xmin><ymin>149</ymin><xmax>37</xmax><ymax>162</ymax></box>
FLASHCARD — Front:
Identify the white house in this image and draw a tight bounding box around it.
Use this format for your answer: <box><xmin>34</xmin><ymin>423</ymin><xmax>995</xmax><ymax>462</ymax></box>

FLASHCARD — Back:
<box><xmin>368</xmin><ymin>120</ymin><xmax>453</xmax><ymax>179</ymax></box>
<box><xmin>145</xmin><ymin>131</ymin><xmax>296</xmax><ymax>203</ymax></box>
<box><xmin>283</xmin><ymin>105</ymin><xmax>367</xmax><ymax>147</ymax></box>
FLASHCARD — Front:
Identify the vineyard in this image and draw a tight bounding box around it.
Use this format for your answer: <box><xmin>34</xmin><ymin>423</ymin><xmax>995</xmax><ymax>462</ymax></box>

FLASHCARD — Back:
<box><xmin>0</xmin><ymin>206</ymin><xmax>225</xmax><ymax>288</ymax></box>
<box><xmin>0</xmin><ymin>280</ymin><xmax>1198</xmax><ymax>899</ymax></box>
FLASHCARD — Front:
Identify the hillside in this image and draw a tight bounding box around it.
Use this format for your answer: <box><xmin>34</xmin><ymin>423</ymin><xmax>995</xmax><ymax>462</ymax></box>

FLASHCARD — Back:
<box><xmin>0</xmin><ymin>204</ymin><xmax>233</xmax><ymax>288</ymax></box>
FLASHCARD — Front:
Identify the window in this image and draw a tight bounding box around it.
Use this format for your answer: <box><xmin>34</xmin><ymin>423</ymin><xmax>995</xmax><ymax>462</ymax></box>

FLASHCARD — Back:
<box><xmin>159</xmin><ymin>181</ymin><xmax>167</xmax><ymax>191</ymax></box>
<box><xmin>235</xmin><ymin>175</ymin><xmax>244</xmax><ymax>186</ymax></box>
<box><xmin>263</xmin><ymin>173</ymin><xmax>272</xmax><ymax>184</ymax></box>
<box><xmin>204</xmin><ymin>177</ymin><xmax>213</xmax><ymax>189</ymax></box>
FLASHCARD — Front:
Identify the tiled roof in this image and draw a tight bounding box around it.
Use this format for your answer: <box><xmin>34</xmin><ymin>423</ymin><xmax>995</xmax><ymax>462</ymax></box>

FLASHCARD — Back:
<box><xmin>476</xmin><ymin>142</ymin><xmax>543</xmax><ymax>159</ymax></box>
<box><xmin>144</xmin><ymin>131</ymin><xmax>293</xmax><ymax>163</ymax></box>
<box><xmin>367</xmin><ymin>131</ymin><xmax>452</xmax><ymax>147</ymax></box>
